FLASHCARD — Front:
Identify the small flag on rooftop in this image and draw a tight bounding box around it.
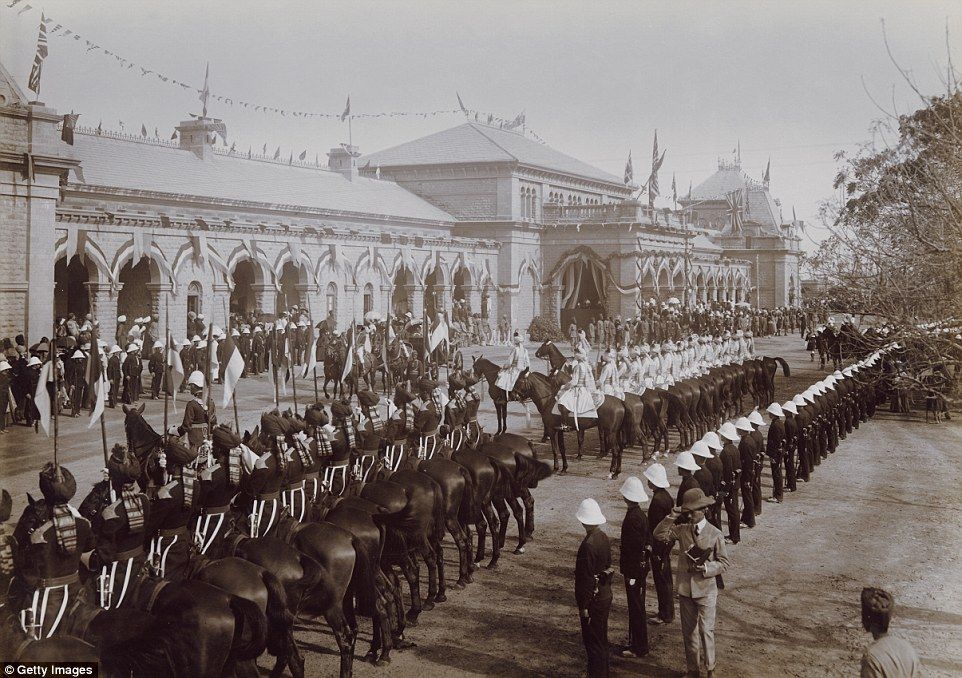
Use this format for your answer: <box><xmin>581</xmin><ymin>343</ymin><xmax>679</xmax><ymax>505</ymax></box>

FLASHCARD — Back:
<box><xmin>624</xmin><ymin>150</ymin><xmax>633</xmax><ymax>186</ymax></box>
<box><xmin>340</xmin><ymin>95</ymin><xmax>351</xmax><ymax>122</ymax></box>
<box><xmin>27</xmin><ymin>13</ymin><xmax>48</xmax><ymax>94</ymax></box>
<box><xmin>61</xmin><ymin>112</ymin><xmax>79</xmax><ymax>145</ymax></box>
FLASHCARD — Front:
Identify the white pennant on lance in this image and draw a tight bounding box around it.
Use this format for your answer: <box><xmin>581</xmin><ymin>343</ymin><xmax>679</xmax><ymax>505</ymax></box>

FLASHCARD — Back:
<box><xmin>35</xmin><ymin>360</ymin><xmax>53</xmax><ymax>436</ymax></box>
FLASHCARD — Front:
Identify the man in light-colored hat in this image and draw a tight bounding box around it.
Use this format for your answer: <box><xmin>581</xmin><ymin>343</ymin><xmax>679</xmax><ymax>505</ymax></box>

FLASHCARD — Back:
<box><xmin>781</xmin><ymin>399</ymin><xmax>799</xmax><ymax>492</ymax></box>
<box><xmin>618</xmin><ymin>477</ymin><xmax>651</xmax><ymax>658</ymax></box>
<box><xmin>701</xmin><ymin>434</ymin><xmax>725</xmax><ymax>530</ymax></box>
<box><xmin>644</xmin><ymin>463</ymin><xmax>675</xmax><ymax>625</ymax></box>
<box><xmin>654</xmin><ymin>488</ymin><xmax>730</xmax><ymax>678</ymax></box>
<box><xmin>675</xmin><ymin>451</ymin><xmax>701</xmax><ymax>508</ymax></box>
<box><xmin>734</xmin><ymin>417</ymin><xmax>758</xmax><ymax>528</ymax></box>
<box><xmin>746</xmin><ymin>410</ymin><xmax>766</xmax><ymax>515</ymax></box>
<box><xmin>575</xmin><ymin>498</ymin><xmax>613</xmax><ymax>678</ymax></box>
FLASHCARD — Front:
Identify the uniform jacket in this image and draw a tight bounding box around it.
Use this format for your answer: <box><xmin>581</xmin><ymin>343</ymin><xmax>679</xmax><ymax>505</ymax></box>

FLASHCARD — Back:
<box><xmin>575</xmin><ymin>529</ymin><xmax>612</xmax><ymax>610</ymax></box>
<box><xmin>676</xmin><ymin>473</ymin><xmax>700</xmax><ymax>507</ymax></box>
<box><xmin>654</xmin><ymin>516</ymin><xmax>730</xmax><ymax>598</ymax></box>
<box><xmin>648</xmin><ymin>488</ymin><xmax>674</xmax><ymax>535</ymax></box>
<box><xmin>766</xmin><ymin>418</ymin><xmax>786</xmax><ymax>459</ymax></box>
<box><xmin>618</xmin><ymin>506</ymin><xmax>650</xmax><ymax>578</ymax></box>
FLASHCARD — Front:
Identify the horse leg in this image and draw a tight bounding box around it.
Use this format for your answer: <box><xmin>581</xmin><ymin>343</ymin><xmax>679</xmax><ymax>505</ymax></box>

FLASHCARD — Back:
<box><xmin>521</xmin><ymin>487</ymin><xmax>535</xmax><ymax>540</ymax></box>
<box><xmin>557</xmin><ymin>430</ymin><xmax>568</xmax><ymax>474</ymax></box>
<box><xmin>399</xmin><ymin>553</ymin><xmax>424</xmax><ymax>624</ymax></box>
<box><xmin>448</xmin><ymin>517</ymin><xmax>471</xmax><ymax>587</ymax></box>
<box><xmin>421</xmin><ymin>541</ymin><xmax>441</xmax><ymax>605</ymax></box>
<box><xmin>494</xmin><ymin>497</ymin><xmax>510</xmax><ymax>549</ymax></box>
<box><xmin>324</xmin><ymin>605</ymin><xmax>355</xmax><ymax>678</ymax></box>
<box><xmin>483</xmin><ymin>503</ymin><xmax>501</xmax><ymax>569</ymax></box>
<box><xmin>576</xmin><ymin>429</ymin><xmax>585</xmax><ymax>459</ymax></box>
<box><xmin>508</xmin><ymin>496</ymin><xmax>526</xmax><ymax>555</ymax></box>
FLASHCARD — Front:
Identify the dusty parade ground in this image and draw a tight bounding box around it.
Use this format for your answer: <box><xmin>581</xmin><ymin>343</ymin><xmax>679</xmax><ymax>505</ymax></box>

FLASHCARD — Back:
<box><xmin>2</xmin><ymin>334</ymin><xmax>961</xmax><ymax>676</ymax></box>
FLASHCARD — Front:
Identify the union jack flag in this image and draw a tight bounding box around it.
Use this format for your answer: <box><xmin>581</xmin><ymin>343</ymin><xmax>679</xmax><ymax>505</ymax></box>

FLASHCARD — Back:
<box><xmin>726</xmin><ymin>189</ymin><xmax>745</xmax><ymax>234</ymax></box>
<box><xmin>27</xmin><ymin>14</ymin><xmax>48</xmax><ymax>94</ymax></box>
<box><xmin>648</xmin><ymin>130</ymin><xmax>666</xmax><ymax>206</ymax></box>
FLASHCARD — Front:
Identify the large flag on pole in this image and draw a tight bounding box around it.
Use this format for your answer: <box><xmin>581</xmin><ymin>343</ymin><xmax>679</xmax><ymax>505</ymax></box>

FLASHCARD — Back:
<box><xmin>86</xmin><ymin>331</ymin><xmax>108</xmax><ymax>429</ymax></box>
<box><xmin>457</xmin><ymin>92</ymin><xmax>468</xmax><ymax>115</ymax></box>
<box><xmin>341</xmin><ymin>325</ymin><xmax>354</xmax><ymax>382</ymax></box>
<box><xmin>429</xmin><ymin>311</ymin><xmax>449</xmax><ymax>352</ymax></box>
<box><xmin>167</xmin><ymin>333</ymin><xmax>185</xmax><ymax>409</ymax></box>
<box><xmin>648</xmin><ymin>130</ymin><xmax>666</xmax><ymax>207</ymax></box>
<box><xmin>199</xmin><ymin>62</ymin><xmax>210</xmax><ymax>117</ymax></box>
<box><xmin>35</xmin><ymin>359</ymin><xmax>53</xmax><ymax>436</ymax></box>
<box><xmin>340</xmin><ymin>96</ymin><xmax>351</xmax><ymax>122</ymax></box>
<box><xmin>624</xmin><ymin>150</ymin><xmax>633</xmax><ymax>186</ymax></box>
<box><xmin>27</xmin><ymin>13</ymin><xmax>48</xmax><ymax>94</ymax></box>
<box><xmin>726</xmin><ymin>189</ymin><xmax>745</xmax><ymax>234</ymax></box>
<box><xmin>220</xmin><ymin>331</ymin><xmax>245</xmax><ymax>408</ymax></box>
<box><xmin>302</xmin><ymin>324</ymin><xmax>319</xmax><ymax>379</ymax></box>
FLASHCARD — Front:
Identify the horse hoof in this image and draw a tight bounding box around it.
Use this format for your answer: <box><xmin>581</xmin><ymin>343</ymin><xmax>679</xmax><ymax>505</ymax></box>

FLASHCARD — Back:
<box><xmin>422</xmin><ymin>600</ymin><xmax>435</xmax><ymax>612</ymax></box>
<box><xmin>450</xmin><ymin>581</ymin><xmax>464</xmax><ymax>591</ymax></box>
<box><xmin>394</xmin><ymin>638</ymin><xmax>416</xmax><ymax>651</ymax></box>
<box><xmin>513</xmin><ymin>546</ymin><xmax>525</xmax><ymax>555</ymax></box>
<box><xmin>366</xmin><ymin>652</ymin><xmax>378</xmax><ymax>665</ymax></box>
<box><xmin>435</xmin><ymin>593</ymin><xmax>447</xmax><ymax>603</ymax></box>
<box><xmin>405</xmin><ymin>612</ymin><xmax>420</xmax><ymax>626</ymax></box>
<box><xmin>376</xmin><ymin>656</ymin><xmax>392</xmax><ymax>667</ymax></box>
<box><xmin>559</xmin><ymin>468</ymin><xmax>567</xmax><ymax>475</ymax></box>
<box><xmin>486</xmin><ymin>560</ymin><xmax>499</xmax><ymax>569</ymax></box>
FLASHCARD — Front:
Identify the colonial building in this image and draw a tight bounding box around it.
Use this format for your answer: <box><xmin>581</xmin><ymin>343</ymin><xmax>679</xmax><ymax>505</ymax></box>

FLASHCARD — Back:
<box><xmin>1</xmin><ymin>60</ymin><xmax>800</xmax><ymax>345</ymax></box>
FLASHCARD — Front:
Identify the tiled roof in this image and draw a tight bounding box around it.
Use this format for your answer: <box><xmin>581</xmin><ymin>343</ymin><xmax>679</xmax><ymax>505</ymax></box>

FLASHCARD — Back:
<box><xmin>69</xmin><ymin>132</ymin><xmax>454</xmax><ymax>223</ymax></box>
<box><xmin>690</xmin><ymin>164</ymin><xmax>781</xmax><ymax>233</ymax></box>
<box><xmin>362</xmin><ymin>123</ymin><xmax>625</xmax><ymax>186</ymax></box>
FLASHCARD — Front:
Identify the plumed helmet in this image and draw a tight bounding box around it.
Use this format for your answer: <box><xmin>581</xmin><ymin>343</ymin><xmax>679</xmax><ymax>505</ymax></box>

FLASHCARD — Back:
<box><xmin>260</xmin><ymin>410</ymin><xmax>287</xmax><ymax>437</ymax></box>
<box><xmin>39</xmin><ymin>462</ymin><xmax>77</xmax><ymax>505</ymax></box>
<box><xmin>393</xmin><ymin>384</ymin><xmax>416</xmax><ymax>406</ymax></box>
<box><xmin>414</xmin><ymin>408</ymin><xmax>441</xmax><ymax>433</ymax></box>
<box><xmin>212</xmin><ymin>425</ymin><xmax>242</xmax><ymax>450</ymax></box>
<box><xmin>107</xmin><ymin>444</ymin><xmax>140</xmax><ymax>484</ymax></box>
<box><xmin>304</xmin><ymin>404</ymin><xmax>329</xmax><ymax>427</ymax></box>
<box><xmin>164</xmin><ymin>439</ymin><xmax>197</xmax><ymax>467</ymax></box>
<box><xmin>358</xmin><ymin>390</ymin><xmax>380</xmax><ymax>408</ymax></box>
<box><xmin>331</xmin><ymin>401</ymin><xmax>354</xmax><ymax>420</ymax></box>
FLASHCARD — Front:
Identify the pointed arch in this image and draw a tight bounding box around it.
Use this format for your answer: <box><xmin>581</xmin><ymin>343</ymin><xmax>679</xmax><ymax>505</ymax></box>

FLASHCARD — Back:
<box><xmin>54</xmin><ymin>233</ymin><xmax>113</xmax><ymax>286</ymax></box>
<box><xmin>420</xmin><ymin>250</ymin><xmax>449</xmax><ymax>286</ymax></box>
<box><xmin>171</xmin><ymin>241</ymin><xmax>232</xmax><ymax>289</ymax></box>
<box><xmin>110</xmin><ymin>239</ymin><xmax>176</xmax><ymax>293</ymax></box>
<box><xmin>355</xmin><ymin>246</ymin><xmax>392</xmax><ymax>285</ymax></box>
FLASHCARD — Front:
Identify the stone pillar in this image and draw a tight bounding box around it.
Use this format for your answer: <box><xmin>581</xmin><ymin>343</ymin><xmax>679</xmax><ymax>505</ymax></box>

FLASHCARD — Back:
<box><xmin>250</xmin><ymin>283</ymin><xmax>276</xmax><ymax>317</ymax></box>
<box><xmin>380</xmin><ymin>285</ymin><xmax>393</xmax><ymax>318</ymax></box>
<box><xmin>436</xmin><ymin>285</ymin><xmax>452</xmax><ymax>318</ymax></box>
<box><xmin>542</xmin><ymin>285</ymin><xmax>562</xmax><ymax>324</ymax></box>
<box><xmin>211</xmin><ymin>284</ymin><xmax>232</xmax><ymax>328</ymax></box>
<box><xmin>146</xmin><ymin>282</ymin><xmax>174</xmax><ymax>341</ymax></box>
<box><xmin>86</xmin><ymin>282</ymin><xmax>120</xmax><ymax>344</ymax></box>
<box><xmin>408</xmin><ymin>285</ymin><xmax>424</xmax><ymax>321</ymax></box>
<box><xmin>344</xmin><ymin>284</ymin><xmax>359</xmax><ymax>325</ymax></box>
<box><xmin>296</xmin><ymin>283</ymin><xmax>321</xmax><ymax>324</ymax></box>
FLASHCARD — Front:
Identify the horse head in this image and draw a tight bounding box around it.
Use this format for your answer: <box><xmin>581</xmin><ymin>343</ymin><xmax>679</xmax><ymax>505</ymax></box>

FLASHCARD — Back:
<box><xmin>121</xmin><ymin>403</ymin><xmax>161</xmax><ymax>465</ymax></box>
<box><xmin>535</xmin><ymin>340</ymin><xmax>553</xmax><ymax>361</ymax></box>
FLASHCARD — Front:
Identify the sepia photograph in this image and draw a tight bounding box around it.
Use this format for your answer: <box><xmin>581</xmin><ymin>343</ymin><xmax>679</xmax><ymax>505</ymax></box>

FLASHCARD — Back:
<box><xmin>0</xmin><ymin>1</ymin><xmax>960</xmax><ymax>676</ymax></box>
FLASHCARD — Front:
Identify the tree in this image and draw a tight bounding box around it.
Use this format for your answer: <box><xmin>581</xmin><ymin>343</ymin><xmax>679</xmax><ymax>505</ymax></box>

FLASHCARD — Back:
<box><xmin>811</xmin><ymin>32</ymin><xmax>962</xmax><ymax>404</ymax></box>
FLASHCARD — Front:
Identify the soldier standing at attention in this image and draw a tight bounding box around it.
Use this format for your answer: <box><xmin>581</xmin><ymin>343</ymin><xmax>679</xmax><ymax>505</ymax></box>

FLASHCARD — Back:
<box><xmin>618</xmin><ymin>477</ymin><xmax>650</xmax><ymax>659</ymax></box>
<box><xmin>764</xmin><ymin>402</ymin><xmax>787</xmax><ymax>503</ymax></box>
<box><xmin>734</xmin><ymin>417</ymin><xmax>757</xmax><ymax>528</ymax></box>
<box><xmin>644</xmin><ymin>462</ymin><xmax>675</xmax><ymax>625</ymax></box>
<box><xmin>575</xmin><ymin>498</ymin><xmax>613</xmax><ymax>678</ymax></box>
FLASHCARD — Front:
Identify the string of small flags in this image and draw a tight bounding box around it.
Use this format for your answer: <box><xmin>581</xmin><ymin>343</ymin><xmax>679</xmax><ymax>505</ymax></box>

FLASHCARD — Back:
<box><xmin>4</xmin><ymin>1</ymin><xmax>545</xmax><ymax>142</ymax></box>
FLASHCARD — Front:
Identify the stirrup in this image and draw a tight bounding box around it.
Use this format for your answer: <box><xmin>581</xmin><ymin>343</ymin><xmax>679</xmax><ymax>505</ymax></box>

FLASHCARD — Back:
<box><xmin>322</xmin><ymin>463</ymin><xmax>349</xmax><ymax>496</ymax></box>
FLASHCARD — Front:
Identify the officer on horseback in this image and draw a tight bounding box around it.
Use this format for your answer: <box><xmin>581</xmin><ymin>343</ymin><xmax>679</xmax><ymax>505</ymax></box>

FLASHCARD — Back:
<box><xmin>556</xmin><ymin>346</ymin><xmax>602</xmax><ymax>428</ymax></box>
<box><xmin>495</xmin><ymin>332</ymin><xmax>530</xmax><ymax>393</ymax></box>
<box><xmin>178</xmin><ymin>370</ymin><xmax>215</xmax><ymax>452</ymax></box>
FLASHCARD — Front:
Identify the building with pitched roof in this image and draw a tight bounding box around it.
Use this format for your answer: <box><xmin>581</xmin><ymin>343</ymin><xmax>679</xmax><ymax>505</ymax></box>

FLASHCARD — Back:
<box><xmin>1</xmin><ymin>60</ymin><xmax>798</xmax><ymax>344</ymax></box>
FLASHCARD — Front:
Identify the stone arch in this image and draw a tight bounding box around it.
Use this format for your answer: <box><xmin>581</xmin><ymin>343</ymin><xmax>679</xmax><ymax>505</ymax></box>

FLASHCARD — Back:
<box><xmin>276</xmin><ymin>260</ymin><xmax>310</xmax><ymax>314</ymax></box>
<box><xmin>423</xmin><ymin>266</ymin><xmax>444</xmax><ymax>320</ymax></box>
<box><xmin>392</xmin><ymin>266</ymin><xmax>415</xmax><ymax>316</ymax></box>
<box><xmin>111</xmin><ymin>241</ymin><xmax>175</xmax><ymax>293</ymax></box>
<box><xmin>363</xmin><ymin>282</ymin><xmax>375</xmax><ymax>316</ymax></box>
<box><xmin>452</xmin><ymin>265</ymin><xmax>472</xmax><ymax>302</ymax></box>
<box><xmin>272</xmin><ymin>248</ymin><xmax>313</xmax><ymax>286</ymax></box>
<box><xmin>226</xmin><ymin>246</ymin><xmax>274</xmax><ymax>289</ymax></box>
<box><xmin>117</xmin><ymin>258</ymin><xmax>159</xmax><ymax>323</ymax></box>
<box><xmin>54</xmin><ymin>255</ymin><xmax>95</xmax><ymax>319</ymax></box>
<box><xmin>695</xmin><ymin>269</ymin><xmax>706</xmax><ymax>303</ymax></box>
<box><xmin>230</xmin><ymin>258</ymin><xmax>267</xmax><ymax>317</ymax></box>
<box><xmin>53</xmin><ymin>233</ymin><xmax>113</xmax><ymax>285</ymax></box>
<box><xmin>656</xmin><ymin>263</ymin><xmax>671</xmax><ymax>299</ymax></box>
<box><xmin>171</xmin><ymin>241</ymin><xmax>231</xmax><ymax>288</ymax></box>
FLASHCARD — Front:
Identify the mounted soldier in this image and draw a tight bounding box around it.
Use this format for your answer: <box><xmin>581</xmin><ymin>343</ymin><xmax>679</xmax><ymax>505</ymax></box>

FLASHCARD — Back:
<box><xmin>79</xmin><ymin>444</ymin><xmax>149</xmax><ymax>610</ymax></box>
<box><xmin>178</xmin><ymin>370</ymin><xmax>216</xmax><ymax>452</ymax></box>
<box><xmin>495</xmin><ymin>332</ymin><xmax>530</xmax><ymax>394</ymax></box>
<box><xmin>11</xmin><ymin>464</ymin><xmax>94</xmax><ymax>639</ymax></box>
<box><xmin>556</xmin><ymin>346</ymin><xmax>602</xmax><ymax>428</ymax></box>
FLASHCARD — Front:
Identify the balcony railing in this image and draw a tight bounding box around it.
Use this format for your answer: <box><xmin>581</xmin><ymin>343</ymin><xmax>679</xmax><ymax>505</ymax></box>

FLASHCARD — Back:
<box><xmin>541</xmin><ymin>199</ymin><xmax>657</xmax><ymax>225</ymax></box>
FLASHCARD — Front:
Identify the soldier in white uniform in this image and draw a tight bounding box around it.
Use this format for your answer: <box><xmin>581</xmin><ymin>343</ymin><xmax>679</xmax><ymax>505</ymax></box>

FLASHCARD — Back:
<box><xmin>556</xmin><ymin>347</ymin><xmax>602</xmax><ymax>427</ymax></box>
<box><xmin>598</xmin><ymin>350</ymin><xmax>625</xmax><ymax>400</ymax></box>
<box><xmin>495</xmin><ymin>332</ymin><xmax>530</xmax><ymax>393</ymax></box>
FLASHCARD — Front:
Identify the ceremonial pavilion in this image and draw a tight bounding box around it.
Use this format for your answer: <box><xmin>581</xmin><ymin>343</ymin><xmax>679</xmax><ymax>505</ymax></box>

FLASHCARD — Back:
<box><xmin>0</xmin><ymin>61</ymin><xmax>801</xmax><ymax>344</ymax></box>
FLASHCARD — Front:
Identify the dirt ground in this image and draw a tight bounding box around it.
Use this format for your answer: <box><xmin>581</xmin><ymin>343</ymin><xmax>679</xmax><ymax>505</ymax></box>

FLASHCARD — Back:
<box><xmin>3</xmin><ymin>334</ymin><xmax>960</xmax><ymax>676</ymax></box>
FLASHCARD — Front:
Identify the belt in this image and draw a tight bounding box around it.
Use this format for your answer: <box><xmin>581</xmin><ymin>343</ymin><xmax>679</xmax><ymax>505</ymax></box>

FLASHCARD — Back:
<box><xmin>284</xmin><ymin>480</ymin><xmax>305</xmax><ymax>492</ymax></box>
<box><xmin>39</xmin><ymin>572</ymin><xmax>80</xmax><ymax>588</ymax></box>
<box><xmin>203</xmin><ymin>504</ymin><xmax>230</xmax><ymax>515</ymax></box>
<box><xmin>255</xmin><ymin>491</ymin><xmax>279</xmax><ymax>502</ymax></box>
<box><xmin>115</xmin><ymin>545</ymin><xmax>144</xmax><ymax>561</ymax></box>
<box><xmin>422</xmin><ymin>429</ymin><xmax>439</xmax><ymax>437</ymax></box>
<box><xmin>159</xmin><ymin>525</ymin><xmax>189</xmax><ymax>539</ymax></box>
<box><xmin>190</xmin><ymin>424</ymin><xmax>208</xmax><ymax>430</ymax></box>
<box><xmin>303</xmin><ymin>471</ymin><xmax>319</xmax><ymax>480</ymax></box>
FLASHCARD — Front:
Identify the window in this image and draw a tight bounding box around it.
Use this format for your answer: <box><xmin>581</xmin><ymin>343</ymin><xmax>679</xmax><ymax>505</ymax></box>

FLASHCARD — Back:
<box><xmin>326</xmin><ymin>282</ymin><xmax>337</xmax><ymax>317</ymax></box>
<box><xmin>363</xmin><ymin>283</ymin><xmax>374</xmax><ymax>314</ymax></box>
<box><xmin>187</xmin><ymin>281</ymin><xmax>202</xmax><ymax>317</ymax></box>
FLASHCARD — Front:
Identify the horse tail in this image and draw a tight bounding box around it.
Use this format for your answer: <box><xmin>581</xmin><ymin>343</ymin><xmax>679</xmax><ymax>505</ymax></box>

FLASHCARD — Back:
<box><xmin>621</xmin><ymin>399</ymin><xmax>639</xmax><ymax>446</ymax></box>
<box><xmin>228</xmin><ymin>594</ymin><xmax>269</xmax><ymax>661</ymax></box>
<box><xmin>349</xmin><ymin>535</ymin><xmax>378</xmax><ymax>616</ymax></box>
<box><xmin>775</xmin><ymin>356</ymin><xmax>791</xmax><ymax>377</ymax></box>
<box><xmin>514</xmin><ymin>451</ymin><xmax>553</xmax><ymax>488</ymax></box>
<box><xmin>431</xmin><ymin>480</ymin><xmax>448</xmax><ymax>542</ymax></box>
<box><xmin>490</xmin><ymin>458</ymin><xmax>518</xmax><ymax>499</ymax></box>
<box><xmin>458</xmin><ymin>464</ymin><xmax>479</xmax><ymax>524</ymax></box>
<box><xmin>665</xmin><ymin>390</ymin><xmax>686</xmax><ymax>423</ymax></box>
<box><xmin>261</xmin><ymin>569</ymin><xmax>294</xmax><ymax>658</ymax></box>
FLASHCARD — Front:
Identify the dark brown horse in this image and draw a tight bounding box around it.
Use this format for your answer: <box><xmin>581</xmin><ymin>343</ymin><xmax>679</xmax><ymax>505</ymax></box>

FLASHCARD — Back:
<box><xmin>472</xmin><ymin>357</ymin><xmax>529</xmax><ymax>435</ymax></box>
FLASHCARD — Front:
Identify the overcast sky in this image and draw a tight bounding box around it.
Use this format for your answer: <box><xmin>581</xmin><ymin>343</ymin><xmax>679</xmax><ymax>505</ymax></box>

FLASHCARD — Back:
<box><xmin>2</xmin><ymin>0</ymin><xmax>960</xmax><ymax>250</ymax></box>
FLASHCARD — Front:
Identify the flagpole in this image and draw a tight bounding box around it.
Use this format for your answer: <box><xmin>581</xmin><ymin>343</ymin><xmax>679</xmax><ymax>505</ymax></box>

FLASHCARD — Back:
<box><xmin>95</xmin><ymin>328</ymin><xmax>108</xmax><ymax>466</ymax></box>
<box><xmin>222</xmin><ymin>298</ymin><xmax>240</xmax><ymax>432</ymax></box>
<box><xmin>51</xmin><ymin>317</ymin><xmax>58</xmax><ymax>468</ymax></box>
<box><xmin>307</xmin><ymin>304</ymin><xmax>319</xmax><ymax>402</ymax></box>
<box><xmin>204</xmin><ymin>321</ymin><xmax>214</xmax><ymax>409</ymax></box>
<box><xmin>162</xmin><ymin>297</ymin><xmax>171</xmax><ymax>485</ymax></box>
<box><xmin>290</xmin><ymin>322</ymin><xmax>299</xmax><ymax>415</ymax></box>
<box><xmin>271</xmin><ymin>323</ymin><xmax>280</xmax><ymax>405</ymax></box>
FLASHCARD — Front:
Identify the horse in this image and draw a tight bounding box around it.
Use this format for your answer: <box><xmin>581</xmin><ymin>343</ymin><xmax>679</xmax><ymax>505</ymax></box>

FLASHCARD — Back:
<box><xmin>323</xmin><ymin>339</ymin><xmax>357</xmax><ymax>400</ymax></box>
<box><xmin>472</xmin><ymin>356</ymin><xmax>529</xmax><ymax>435</ymax></box>
<box><xmin>515</xmin><ymin>372</ymin><xmax>630</xmax><ymax>478</ymax></box>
